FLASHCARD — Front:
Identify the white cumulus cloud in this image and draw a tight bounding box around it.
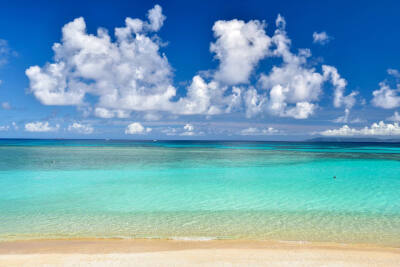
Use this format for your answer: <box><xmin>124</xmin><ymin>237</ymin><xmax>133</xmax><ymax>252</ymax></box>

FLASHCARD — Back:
<box><xmin>210</xmin><ymin>19</ymin><xmax>271</xmax><ymax>85</ymax></box>
<box><xmin>174</xmin><ymin>76</ymin><xmax>220</xmax><ymax>115</ymax></box>
<box><xmin>68</xmin><ymin>122</ymin><xmax>94</xmax><ymax>134</ymax></box>
<box><xmin>252</xmin><ymin>16</ymin><xmax>355</xmax><ymax>119</ymax></box>
<box><xmin>312</xmin><ymin>31</ymin><xmax>331</xmax><ymax>45</ymax></box>
<box><xmin>387</xmin><ymin>111</ymin><xmax>400</xmax><ymax>122</ymax></box>
<box><xmin>26</xmin><ymin>5</ymin><xmax>176</xmax><ymax>114</ymax></box>
<box><xmin>320</xmin><ymin>121</ymin><xmax>400</xmax><ymax>136</ymax></box>
<box><xmin>125</xmin><ymin>122</ymin><xmax>152</xmax><ymax>134</ymax></box>
<box><xmin>181</xmin><ymin>123</ymin><xmax>195</xmax><ymax>136</ymax></box>
<box><xmin>25</xmin><ymin>121</ymin><xmax>60</xmax><ymax>132</ymax></box>
<box><xmin>372</xmin><ymin>82</ymin><xmax>400</xmax><ymax>109</ymax></box>
<box><xmin>323</xmin><ymin>65</ymin><xmax>357</xmax><ymax>110</ymax></box>
<box><xmin>25</xmin><ymin>7</ymin><xmax>352</xmax><ymax>122</ymax></box>
<box><xmin>25</xmin><ymin>5</ymin><xmax>239</xmax><ymax>118</ymax></box>
<box><xmin>371</xmin><ymin>69</ymin><xmax>400</xmax><ymax>109</ymax></box>
<box><xmin>183</xmin><ymin>123</ymin><xmax>194</xmax><ymax>131</ymax></box>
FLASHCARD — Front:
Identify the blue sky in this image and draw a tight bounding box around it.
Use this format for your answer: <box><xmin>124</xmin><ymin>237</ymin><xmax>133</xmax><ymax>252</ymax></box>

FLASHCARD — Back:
<box><xmin>1</xmin><ymin>0</ymin><xmax>400</xmax><ymax>140</ymax></box>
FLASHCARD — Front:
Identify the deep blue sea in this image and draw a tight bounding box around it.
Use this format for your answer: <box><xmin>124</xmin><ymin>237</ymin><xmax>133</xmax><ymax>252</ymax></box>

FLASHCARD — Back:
<box><xmin>0</xmin><ymin>139</ymin><xmax>399</xmax><ymax>246</ymax></box>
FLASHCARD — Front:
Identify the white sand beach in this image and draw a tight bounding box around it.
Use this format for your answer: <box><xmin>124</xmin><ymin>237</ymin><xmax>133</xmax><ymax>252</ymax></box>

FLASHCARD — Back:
<box><xmin>0</xmin><ymin>239</ymin><xmax>399</xmax><ymax>266</ymax></box>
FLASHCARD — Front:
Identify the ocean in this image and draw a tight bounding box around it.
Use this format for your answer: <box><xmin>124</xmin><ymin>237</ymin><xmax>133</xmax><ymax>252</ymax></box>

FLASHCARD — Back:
<box><xmin>0</xmin><ymin>139</ymin><xmax>399</xmax><ymax>246</ymax></box>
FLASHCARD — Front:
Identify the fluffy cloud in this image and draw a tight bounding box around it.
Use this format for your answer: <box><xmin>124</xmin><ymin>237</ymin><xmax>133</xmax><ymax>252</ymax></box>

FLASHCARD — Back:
<box><xmin>323</xmin><ymin>65</ymin><xmax>358</xmax><ymax>123</ymax></box>
<box><xmin>183</xmin><ymin>123</ymin><xmax>194</xmax><ymax>131</ymax></box>
<box><xmin>26</xmin><ymin>5</ymin><xmax>176</xmax><ymax>113</ymax></box>
<box><xmin>120</xmin><ymin>4</ymin><xmax>165</xmax><ymax>33</ymax></box>
<box><xmin>68</xmin><ymin>122</ymin><xmax>94</xmax><ymax>134</ymax></box>
<box><xmin>25</xmin><ymin>5</ymin><xmax>240</xmax><ymax>118</ymax></box>
<box><xmin>252</xmin><ymin>16</ymin><xmax>355</xmax><ymax>119</ymax></box>
<box><xmin>181</xmin><ymin>123</ymin><xmax>195</xmax><ymax>136</ymax></box>
<box><xmin>387</xmin><ymin>111</ymin><xmax>400</xmax><ymax>122</ymax></box>
<box><xmin>243</xmin><ymin>87</ymin><xmax>267</xmax><ymax>118</ymax></box>
<box><xmin>312</xmin><ymin>31</ymin><xmax>331</xmax><ymax>45</ymax></box>
<box><xmin>25</xmin><ymin>121</ymin><xmax>60</xmax><ymax>132</ymax></box>
<box><xmin>320</xmin><ymin>121</ymin><xmax>400</xmax><ymax>136</ymax></box>
<box><xmin>371</xmin><ymin>69</ymin><xmax>400</xmax><ymax>109</ymax></box>
<box><xmin>372</xmin><ymin>82</ymin><xmax>400</xmax><ymax>109</ymax></box>
<box><xmin>285</xmin><ymin>102</ymin><xmax>315</xmax><ymax>119</ymax></box>
<box><xmin>210</xmin><ymin>19</ymin><xmax>271</xmax><ymax>85</ymax></box>
<box><xmin>322</xmin><ymin>65</ymin><xmax>356</xmax><ymax>109</ymax></box>
<box><xmin>125</xmin><ymin>122</ymin><xmax>151</xmax><ymax>134</ymax></box>
<box><xmin>240</xmin><ymin>127</ymin><xmax>279</xmax><ymax>135</ymax></box>
<box><xmin>173</xmin><ymin>76</ymin><xmax>219</xmax><ymax>115</ymax></box>
<box><xmin>25</xmin><ymin>6</ymin><xmax>351</xmax><ymax>122</ymax></box>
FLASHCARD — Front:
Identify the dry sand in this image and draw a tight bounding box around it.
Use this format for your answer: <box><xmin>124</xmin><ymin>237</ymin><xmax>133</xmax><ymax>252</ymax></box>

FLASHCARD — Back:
<box><xmin>0</xmin><ymin>239</ymin><xmax>399</xmax><ymax>266</ymax></box>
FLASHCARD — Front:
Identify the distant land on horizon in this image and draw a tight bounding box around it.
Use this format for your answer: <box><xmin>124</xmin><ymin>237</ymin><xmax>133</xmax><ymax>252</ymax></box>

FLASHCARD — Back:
<box><xmin>307</xmin><ymin>137</ymin><xmax>400</xmax><ymax>143</ymax></box>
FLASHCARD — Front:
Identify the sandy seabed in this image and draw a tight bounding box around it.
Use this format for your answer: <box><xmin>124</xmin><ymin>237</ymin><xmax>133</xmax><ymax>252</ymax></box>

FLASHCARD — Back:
<box><xmin>0</xmin><ymin>239</ymin><xmax>399</xmax><ymax>267</ymax></box>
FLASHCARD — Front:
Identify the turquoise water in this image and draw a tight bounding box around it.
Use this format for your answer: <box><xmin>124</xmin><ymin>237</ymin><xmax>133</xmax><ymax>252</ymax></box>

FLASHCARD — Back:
<box><xmin>0</xmin><ymin>140</ymin><xmax>399</xmax><ymax>246</ymax></box>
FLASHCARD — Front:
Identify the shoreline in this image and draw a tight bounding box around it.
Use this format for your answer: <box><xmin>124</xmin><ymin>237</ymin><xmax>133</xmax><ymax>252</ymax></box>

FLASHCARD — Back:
<box><xmin>1</xmin><ymin>238</ymin><xmax>400</xmax><ymax>253</ymax></box>
<box><xmin>1</xmin><ymin>239</ymin><xmax>400</xmax><ymax>266</ymax></box>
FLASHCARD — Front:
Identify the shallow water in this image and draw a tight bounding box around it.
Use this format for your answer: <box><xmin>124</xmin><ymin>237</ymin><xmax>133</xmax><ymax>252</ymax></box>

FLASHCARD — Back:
<box><xmin>0</xmin><ymin>140</ymin><xmax>399</xmax><ymax>246</ymax></box>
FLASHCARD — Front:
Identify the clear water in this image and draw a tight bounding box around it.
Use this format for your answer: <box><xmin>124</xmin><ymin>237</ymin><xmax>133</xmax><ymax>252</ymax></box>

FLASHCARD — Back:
<box><xmin>0</xmin><ymin>140</ymin><xmax>399</xmax><ymax>246</ymax></box>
